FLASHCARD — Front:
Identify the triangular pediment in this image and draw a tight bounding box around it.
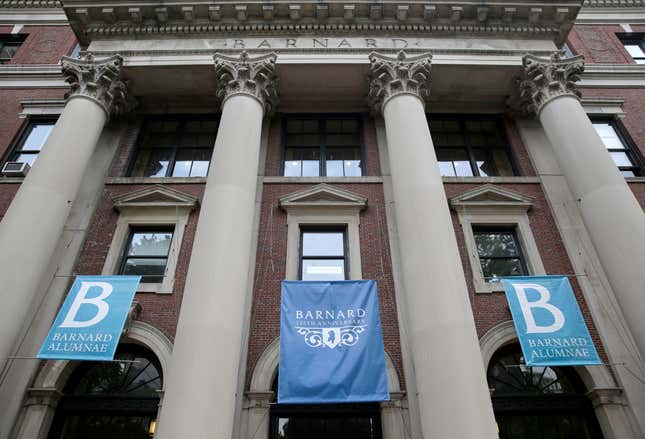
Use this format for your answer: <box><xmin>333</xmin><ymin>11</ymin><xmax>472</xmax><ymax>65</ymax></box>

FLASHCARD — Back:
<box><xmin>113</xmin><ymin>185</ymin><xmax>198</xmax><ymax>211</ymax></box>
<box><xmin>449</xmin><ymin>184</ymin><xmax>533</xmax><ymax>211</ymax></box>
<box><xmin>279</xmin><ymin>184</ymin><xmax>367</xmax><ymax>211</ymax></box>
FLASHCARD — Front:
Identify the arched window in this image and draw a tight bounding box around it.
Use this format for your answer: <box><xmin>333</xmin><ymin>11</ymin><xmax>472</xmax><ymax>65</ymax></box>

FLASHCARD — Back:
<box><xmin>487</xmin><ymin>343</ymin><xmax>603</xmax><ymax>439</ymax></box>
<box><xmin>269</xmin><ymin>373</ymin><xmax>382</xmax><ymax>439</ymax></box>
<box><xmin>47</xmin><ymin>344</ymin><xmax>162</xmax><ymax>439</ymax></box>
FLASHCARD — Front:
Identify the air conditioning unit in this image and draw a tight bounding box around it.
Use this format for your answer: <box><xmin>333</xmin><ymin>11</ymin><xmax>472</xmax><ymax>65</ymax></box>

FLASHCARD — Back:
<box><xmin>2</xmin><ymin>161</ymin><xmax>30</xmax><ymax>177</ymax></box>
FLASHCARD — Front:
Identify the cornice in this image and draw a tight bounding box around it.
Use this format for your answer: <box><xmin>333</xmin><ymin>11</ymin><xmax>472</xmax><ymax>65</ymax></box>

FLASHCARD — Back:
<box><xmin>582</xmin><ymin>0</ymin><xmax>644</xmax><ymax>7</ymax></box>
<box><xmin>0</xmin><ymin>0</ymin><xmax>61</xmax><ymax>7</ymax></box>
<box><xmin>61</xmin><ymin>1</ymin><xmax>580</xmax><ymax>46</ymax></box>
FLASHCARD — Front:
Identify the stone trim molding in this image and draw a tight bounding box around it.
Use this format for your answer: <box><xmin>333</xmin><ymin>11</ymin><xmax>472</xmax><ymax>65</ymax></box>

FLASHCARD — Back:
<box><xmin>61</xmin><ymin>54</ymin><xmax>132</xmax><ymax>118</ymax></box>
<box><xmin>18</xmin><ymin>98</ymin><xmax>66</xmax><ymax>118</ymax></box>
<box><xmin>214</xmin><ymin>51</ymin><xmax>278</xmax><ymax>114</ymax></box>
<box><xmin>367</xmin><ymin>51</ymin><xmax>432</xmax><ymax>115</ymax></box>
<box><xmin>278</xmin><ymin>183</ymin><xmax>367</xmax><ymax>212</ymax></box>
<box><xmin>517</xmin><ymin>52</ymin><xmax>585</xmax><ymax>117</ymax></box>
<box><xmin>581</xmin><ymin>97</ymin><xmax>626</xmax><ymax>117</ymax></box>
<box><xmin>0</xmin><ymin>0</ymin><xmax>61</xmax><ymax>7</ymax></box>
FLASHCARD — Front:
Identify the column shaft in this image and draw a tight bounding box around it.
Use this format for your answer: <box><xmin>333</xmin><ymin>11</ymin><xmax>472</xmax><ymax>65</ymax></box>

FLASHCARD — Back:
<box><xmin>0</xmin><ymin>97</ymin><xmax>107</xmax><ymax>372</ymax></box>
<box><xmin>382</xmin><ymin>94</ymin><xmax>498</xmax><ymax>438</ymax></box>
<box><xmin>156</xmin><ymin>94</ymin><xmax>264</xmax><ymax>439</ymax></box>
<box><xmin>540</xmin><ymin>95</ymin><xmax>645</xmax><ymax>363</ymax></box>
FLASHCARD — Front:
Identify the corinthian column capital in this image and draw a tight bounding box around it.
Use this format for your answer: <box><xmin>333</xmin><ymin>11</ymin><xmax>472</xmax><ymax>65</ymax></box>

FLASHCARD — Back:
<box><xmin>367</xmin><ymin>51</ymin><xmax>432</xmax><ymax>115</ymax></box>
<box><xmin>518</xmin><ymin>52</ymin><xmax>584</xmax><ymax>116</ymax></box>
<box><xmin>61</xmin><ymin>54</ymin><xmax>132</xmax><ymax>118</ymax></box>
<box><xmin>214</xmin><ymin>51</ymin><xmax>279</xmax><ymax>114</ymax></box>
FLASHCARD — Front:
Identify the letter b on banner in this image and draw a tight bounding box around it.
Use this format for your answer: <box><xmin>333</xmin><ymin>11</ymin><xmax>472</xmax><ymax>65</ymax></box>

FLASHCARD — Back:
<box><xmin>60</xmin><ymin>282</ymin><xmax>113</xmax><ymax>328</ymax></box>
<box><xmin>513</xmin><ymin>283</ymin><xmax>565</xmax><ymax>334</ymax></box>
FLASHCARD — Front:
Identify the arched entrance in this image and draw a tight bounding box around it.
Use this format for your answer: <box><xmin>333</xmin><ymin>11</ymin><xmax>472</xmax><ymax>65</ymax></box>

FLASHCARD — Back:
<box><xmin>46</xmin><ymin>344</ymin><xmax>162</xmax><ymax>439</ymax></box>
<box><xmin>487</xmin><ymin>343</ymin><xmax>603</xmax><ymax>439</ymax></box>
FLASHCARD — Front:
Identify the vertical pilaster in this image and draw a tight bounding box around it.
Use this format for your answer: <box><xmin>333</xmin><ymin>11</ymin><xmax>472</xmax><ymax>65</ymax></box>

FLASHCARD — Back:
<box><xmin>156</xmin><ymin>51</ymin><xmax>278</xmax><ymax>439</ymax></box>
<box><xmin>0</xmin><ymin>55</ymin><xmax>130</xmax><ymax>376</ymax></box>
<box><xmin>367</xmin><ymin>51</ymin><xmax>498</xmax><ymax>439</ymax></box>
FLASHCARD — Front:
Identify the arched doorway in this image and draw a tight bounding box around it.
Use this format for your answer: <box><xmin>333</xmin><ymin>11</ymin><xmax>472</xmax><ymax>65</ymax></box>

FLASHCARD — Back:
<box><xmin>46</xmin><ymin>344</ymin><xmax>162</xmax><ymax>439</ymax></box>
<box><xmin>269</xmin><ymin>374</ymin><xmax>382</xmax><ymax>439</ymax></box>
<box><xmin>487</xmin><ymin>343</ymin><xmax>604</xmax><ymax>439</ymax></box>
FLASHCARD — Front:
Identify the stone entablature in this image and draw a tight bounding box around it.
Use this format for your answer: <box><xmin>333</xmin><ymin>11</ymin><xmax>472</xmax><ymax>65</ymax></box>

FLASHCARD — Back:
<box><xmin>61</xmin><ymin>1</ymin><xmax>580</xmax><ymax>46</ymax></box>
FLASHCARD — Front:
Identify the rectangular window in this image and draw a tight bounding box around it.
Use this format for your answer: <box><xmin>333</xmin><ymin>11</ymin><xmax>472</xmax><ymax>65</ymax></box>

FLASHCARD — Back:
<box><xmin>429</xmin><ymin>116</ymin><xmax>516</xmax><ymax>177</ymax></box>
<box><xmin>283</xmin><ymin>116</ymin><xmax>363</xmax><ymax>177</ymax></box>
<box><xmin>120</xmin><ymin>227</ymin><xmax>174</xmax><ymax>283</ymax></box>
<box><xmin>7</xmin><ymin>120</ymin><xmax>56</xmax><ymax>167</ymax></box>
<box><xmin>129</xmin><ymin>117</ymin><xmax>218</xmax><ymax>178</ymax></box>
<box><xmin>592</xmin><ymin>121</ymin><xmax>640</xmax><ymax>177</ymax></box>
<box><xmin>300</xmin><ymin>228</ymin><xmax>347</xmax><ymax>281</ymax></box>
<box><xmin>0</xmin><ymin>35</ymin><xmax>25</xmax><ymax>64</ymax></box>
<box><xmin>473</xmin><ymin>226</ymin><xmax>527</xmax><ymax>282</ymax></box>
<box><xmin>619</xmin><ymin>34</ymin><xmax>645</xmax><ymax>64</ymax></box>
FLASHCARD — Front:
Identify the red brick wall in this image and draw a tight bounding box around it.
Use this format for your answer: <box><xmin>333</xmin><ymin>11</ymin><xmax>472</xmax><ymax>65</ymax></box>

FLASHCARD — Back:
<box><xmin>445</xmin><ymin>183</ymin><xmax>609</xmax><ymax>365</ymax></box>
<box><xmin>73</xmin><ymin>184</ymin><xmax>205</xmax><ymax>342</ymax></box>
<box><xmin>0</xmin><ymin>25</ymin><xmax>77</xmax><ymax>65</ymax></box>
<box><xmin>567</xmin><ymin>25</ymin><xmax>633</xmax><ymax>64</ymax></box>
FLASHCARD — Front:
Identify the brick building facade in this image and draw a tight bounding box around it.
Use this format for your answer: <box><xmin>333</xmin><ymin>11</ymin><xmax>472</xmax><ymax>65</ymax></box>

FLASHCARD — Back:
<box><xmin>0</xmin><ymin>1</ymin><xmax>644</xmax><ymax>439</ymax></box>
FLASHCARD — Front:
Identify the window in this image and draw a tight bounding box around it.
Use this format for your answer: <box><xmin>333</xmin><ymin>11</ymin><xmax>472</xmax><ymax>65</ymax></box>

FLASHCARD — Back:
<box><xmin>619</xmin><ymin>34</ymin><xmax>645</xmax><ymax>64</ymax></box>
<box><xmin>120</xmin><ymin>227</ymin><xmax>174</xmax><ymax>283</ymax></box>
<box><xmin>488</xmin><ymin>344</ymin><xmax>604</xmax><ymax>439</ymax></box>
<box><xmin>300</xmin><ymin>228</ymin><xmax>347</xmax><ymax>281</ymax></box>
<box><xmin>473</xmin><ymin>227</ymin><xmax>528</xmax><ymax>281</ymax></box>
<box><xmin>7</xmin><ymin>120</ymin><xmax>55</xmax><ymax>167</ymax></box>
<box><xmin>283</xmin><ymin>116</ymin><xmax>363</xmax><ymax>177</ymax></box>
<box><xmin>429</xmin><ymin>116</ymin><xmax>516</xmax><ymax>177</ymax></box>
<box><xmin>592</xmin><ymin>121</ymin><xmax>640</xmax><ymax>177</ymax></box>
<box><xmin>47</xmin><ymin>345</ymin><xmax>162</xmax><ymax>439</ymax></box>
<box><xmin>0</xmin><ymin>35</ymin><xmax>25</xmax><ymax>63</ymax></box>
<box><xmin>562</xmin><ymin>43</ymin><xmax>575</xmax><ymax>58</ymax></box>
<box><xmin>129</xmin><ymin>117</ymin><xmax>218</xmax><ymax>178</ymax></box>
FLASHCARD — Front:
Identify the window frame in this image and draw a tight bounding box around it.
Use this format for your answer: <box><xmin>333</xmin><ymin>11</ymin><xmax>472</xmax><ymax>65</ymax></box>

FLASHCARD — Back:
<box><xmin>590</xmin><ymin>117</ymin><xmax>641</xmax><ymax>177</ymax></box>
<box><xmin>0</xmin><ymin>34</ymin><xmax>26</xmax><ymax>64</ymax></box>
<box><xmin>280</xmin><ymin>114</ymin><xmax>366</xmax><ymax>178</ymax></box>
<box><xmin>298</xmin><ymin>226</ymin><xmax>349</xmax><ymax>281</ymax></box>
<box><xmin>126</xmin><ymin>114</ymin><xmax>219</xmax><ymax>178</ymax></box>
<box><xmin>427</xmin><ymin>114</ymin><xmax>519</xmax><ymax>178</ymax></box>
<box><xmin>3</xmin><ymin>117</ymin><xmax>57</xmax><ymax>169</ymax></box>
<box><xmin>618</xmin><ymin>33</ymin><xmax>645</xmax><ymax>64</ymax></box>
<box><xmin>472</xmin><ymin>226</ymin><xmax>529</xmax><ymax>282</ymax></box>
<box><xmin>118</xmin><ymin>225</ymin><xmax>175</xmax><ymax>284</ymax></box>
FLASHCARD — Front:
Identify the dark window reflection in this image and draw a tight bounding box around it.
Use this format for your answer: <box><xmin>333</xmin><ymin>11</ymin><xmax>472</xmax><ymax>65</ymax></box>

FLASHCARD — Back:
<box><xmin>120</xmin><ymin>228</ymin><xmax>174</xmax><ymax>283</ymax></box>
<box><xmin>129</xmin><ymin>118</ymin><xmax>218</xmax><ymax>178</ymax></box>
<box><xmin>429</xmin><ymin>116</ymin><xmax>516</xmax><ymax>177</ymax></box>
<box><xmin>473</xmin><ymin>227</ymin><xmax>527</xmax><ymax>281</ymax></box>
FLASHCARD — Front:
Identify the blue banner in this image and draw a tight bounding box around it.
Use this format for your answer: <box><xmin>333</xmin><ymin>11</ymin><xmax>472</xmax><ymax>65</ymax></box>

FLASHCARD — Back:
<box><xmin>38</xmin><ymin>275</ymin><xmax>141</xmax><ymax>361</ymax></box>
<box><xmin>278</xmin><ymin>280</ymin><xmax>389</xmax><ymax>404</ymax></box>
<box><xmin>502</xmin><ymin>276</ymin><xmax>601</xmax><ymax>366</ymax></box>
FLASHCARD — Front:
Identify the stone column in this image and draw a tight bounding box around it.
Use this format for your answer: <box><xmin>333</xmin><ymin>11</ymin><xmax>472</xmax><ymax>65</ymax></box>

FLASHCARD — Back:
<box><xmin>518</xmin><ymin>53</ymin><xmax>645</xmax><ymax>363</ymax></box>
<box><xmin>367</xmin><ymin>51</ymin><xmax>498</xmax><ymax>439</ymax></box>
<box><xmin>155</xmin><ymin>52</ymin><xmax>278</xmax><ymax>439</ymax></box>
<box><xmin>0</xmin><ymin>55</ymin><xmax>129</xmax><ymax>373</ymax></box>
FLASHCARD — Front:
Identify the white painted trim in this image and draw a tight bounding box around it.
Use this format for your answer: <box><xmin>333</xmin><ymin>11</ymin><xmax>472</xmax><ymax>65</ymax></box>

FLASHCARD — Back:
<box><xmin>19</xmin><ymin>99</ymin><xmax>66</xmax><ymax>118</ymax></box>
<box><xmin>581</xmin><ymin>97</ymin><xmax>626</xmax><ymax>117</ymax></box>
<box><xmin>450</xmin><ymin>185</ymin><xmax>545</xmax><ymax>293</ymax></box>
<box><xmin>0</xmin><ymin>10</ymin><xmax>68</xmax><ymax>25</ymax></box>
<box><xmin>102</xmin><ymin>188</ymin><xmax>197</xmax><ymax>295</ymax></box>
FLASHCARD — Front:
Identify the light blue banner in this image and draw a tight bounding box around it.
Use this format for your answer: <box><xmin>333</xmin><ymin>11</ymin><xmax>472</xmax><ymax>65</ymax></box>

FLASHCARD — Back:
<box><xmin>38</xmin><ymin>275</ymin><xmax>141</xmax><ymax>361</ymax></box>
<box><xmin>502</xmin><ymin>276</ymin><xmax>601</xmax><ymax>366</ymax></box>
<box><xmin>279</xmin><ymin>280</ymin><xmax>389</xmax><ymax>404</ymax></box>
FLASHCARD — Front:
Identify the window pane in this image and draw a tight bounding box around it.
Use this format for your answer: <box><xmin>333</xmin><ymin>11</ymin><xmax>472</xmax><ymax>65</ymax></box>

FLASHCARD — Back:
<box><xmin>326</xmin><ymin>159</ymin><xmax>343</xmax><ymax>177</ymax></box>
<box><xmin>344</xmin><ymin>160</ymin><xmax>362</xmax><ymax>177</ymax></box>
<box><xmin>438</xmin><ymin>161</ymin><xmax>456</xmax><ymax>177</ymax></box>
<box><xmin>172</xmin><ymin>149</ymin><xmax>211</xmax><ymax>177</ymax></box>
<box><xmin>128</xmin><ymin>232</ymin><xmax>173</xmax><ymax>256</ymax></box>
<box><xmin>302</xmin><ymin>232</ymin><xmax>344</xmax><ymax>256</ymax></box>
<box><xmin>326</xmin><ymin>133</ymin><xmax>360</xmax><ymax>145</ymax></box>
<box><xmin>492</xmin><ymin>149</ymin><xmax>514</xmax><ymax>176</ymax></box>
<box><xmin>480</xmin><ymin>258</ymin><xmax>525</xmax><ymax>279</ymax></box>
<box><xmin>284</xmin><ymin>160</ymin><xmax>302</xmax><ymax>177</ymax></box>
<box><xmin>122</xmin><ymin>258</ymin><xmax>167</xmax><ymax>282</ymax></box>
<box><xmin>474</xmin><ymin>231</ymin><xmax>519</xmax><ymax>257</ymax></box>
<box><xmin>327</xmin><ymin>147</ymin><xmax>361</xmax><ymax>177</ymax></box>
<box><xmin>302</xmin><ymin>259</ymin><xmax>345</xmax><ymax>281</ymax></box>
<box><xmin>622</xmin><ymin>170</ymin><xmax>636</xmax><ymax>177</ymax></box>
<box><xmin>610</xmin><ymin>151</ymin><xmax>634</xmax><ymax>167</ymax></box>
<box><xmin>436</xmin><ymin>148</ymin><xmax>472</xmax><ymax>177</ymax></box>
<box><xmin>625</xmin><ymin>44</ymin><xmax>645</xmax><ymax>58</ymax></box>
<box><xmin>474</xmin><ymin>149</ymin><xmax>494</xmax><ymax>176</ymax></box>
<box><xmin>593</xmin><ymin>123</ymin><xmax>625</xmax><ymax>149</ymax></box>
<box><xmin>22</xmin><ymin>124</ymin><xmax>53</xmax><ymax>151</ymax></box>
<box><xmin>14</xmin><ymin>153</ymin><xmax>38</xmax><ymax>166</ymax></box>
<box><xmin>286</xmin><ymin>134</ymin><xmax>319</xmax><ymax>146</ymax></box>
<box><xmin>133</xmin><ymin>149</ymin><xmax>173</xmax><ymax>177</ymax></box>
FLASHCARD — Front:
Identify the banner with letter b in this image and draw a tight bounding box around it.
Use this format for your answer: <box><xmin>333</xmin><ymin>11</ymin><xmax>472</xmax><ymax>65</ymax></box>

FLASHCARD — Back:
<box><xmin>502</xmin><ymin>276</ymin><xmax>601</xmax><ymax>366</ymax></box>
<box><xmin>279</xmin><ymin>280</ymin><xmax>389</xmax><ymax>404</ymax></box>
<box><xmin>38</xmin><ymin>275</ymin><xmax>141</xmax><ymax>361</ymax></box>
